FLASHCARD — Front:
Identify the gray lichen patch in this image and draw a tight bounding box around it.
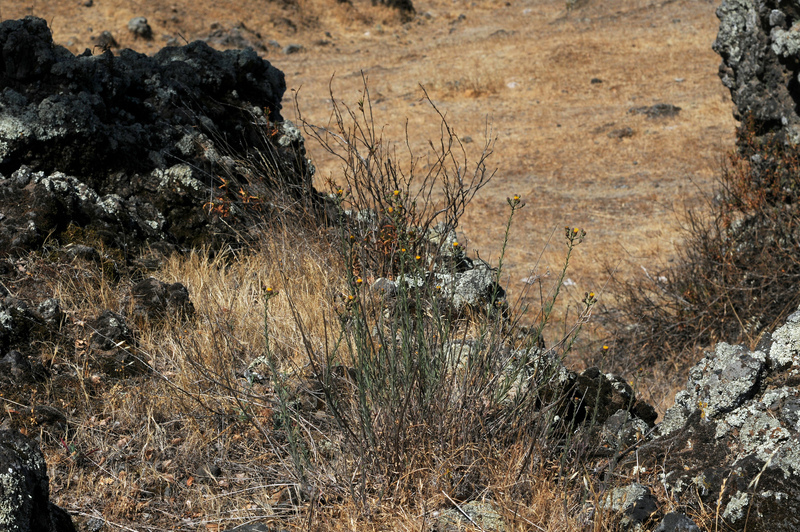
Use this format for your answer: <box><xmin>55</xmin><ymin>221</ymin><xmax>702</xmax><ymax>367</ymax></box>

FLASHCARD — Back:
<box><xmin>769</xmin><ymin>309</ymin><xmax>800</xmax><ymax>372</ymax></box>
<box><xmin>722</xmin><ymin>490</ymin><xmax>750</xmax><ymax>522</ymax></box>
<box><xmin>155</xmin><ymin>164</ymin><xmax>203</xmax><ymax>193</ymax></box>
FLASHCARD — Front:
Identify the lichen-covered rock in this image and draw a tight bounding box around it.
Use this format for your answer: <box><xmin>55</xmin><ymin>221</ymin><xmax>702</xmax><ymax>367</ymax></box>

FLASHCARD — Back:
<box><xmin>653</xmin><ymin>512</ymin><xmax>700</xmax><ymax>532</ymax></box>
<box><xmin>0</xmin><ymin>16</ymin><xmax>317</xmax><ymax>256</ymax></box>
<box><xmin>600</xmin><ymin>483</ymin><xmax>658</xmax><ymax>529</ymax></box>
<box><xmin>0</xmin><ymin>429</ymin><xmax>77</xmax><ymax>532</ymax></box>
<box><xmin>639</xmin><ymin>305</ymin><xmax>800</xmax><ymax>531</ymax></box>
<box><xmin>713</xmin><ymin>0</ymin><xmax>800</xmax><ymax>143</ymax></box>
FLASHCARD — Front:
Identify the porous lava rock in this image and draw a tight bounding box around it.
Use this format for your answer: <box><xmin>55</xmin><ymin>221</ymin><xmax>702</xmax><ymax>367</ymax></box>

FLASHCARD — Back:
<box><xmin>714</xmin><ymin>0</ymin><xmax>800</xmax><ymax>143</ymax></box>
<box><xmin>128</xmin><ymin>277</ymin><xmax>195</xmax><ymax>322</ymax></box>
<box><xmin>634</xmin><ymin>307</ymin><xmax>800</xmax><ymax>531</ymax></box>
<box><xmin>0</xmin><ymin>429</ymin><xmax>77</xmax><ymax>532</ymax></box>
<box><xmin>0</xmin><ymin>16</ymin><xmax>316</xmax><ymax>257</ymax></box>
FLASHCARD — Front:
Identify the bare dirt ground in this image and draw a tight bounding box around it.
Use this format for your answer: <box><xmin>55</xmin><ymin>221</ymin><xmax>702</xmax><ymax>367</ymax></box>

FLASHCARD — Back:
<box><xmin>2</xmin><ymin>0</ymin><xmax>735</xmax><ymax>335</ymax></box>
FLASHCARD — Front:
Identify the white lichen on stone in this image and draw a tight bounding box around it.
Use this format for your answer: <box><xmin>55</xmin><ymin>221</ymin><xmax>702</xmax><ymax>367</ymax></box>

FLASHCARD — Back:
<box><xmin>769</xmin><ymin>309</ymin><xmax>800</xmax><ymax>371</ymax></box>
<box><xmin>771</xmin><ymin>22</ymin><xmax>800</xmax><ymax>57</ymax></box>
<box><xmin>0</xmin><ymin>309</ymin><xmax>12</xmax><ymax>330</ymax></box>
<box><xmin>723</xmin><ymin>490</ymin><xmax>750</xmax><ymax>522</ymax></box>
<box><xmin>277</xmin><ymin>120</ymin><xmax>302</xmax><ymax>147</ymax></box>
<box><xmin>155</xmin><ymin>164</ymin><xmax>203</xmax><ymax>192</ymax></box>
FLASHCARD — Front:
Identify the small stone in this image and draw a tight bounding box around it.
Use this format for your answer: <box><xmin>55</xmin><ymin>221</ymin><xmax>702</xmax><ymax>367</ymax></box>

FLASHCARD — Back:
<box><xmin>127</xmin><ymin>17</ymin><xmax>153</xmax><ymax>39</ymax></box>
<box><xmin>654</xmin><ymin>512</ymin><xmax>700</xmax><ymax>532</ymax></box>
<box><xmin>86</xmin><ymin>517</ymin><xmax>105</xmax><ymax>532</ymax></box>
<box><xmin>628</xmin><ymin>103</ymin><xmax>681</xmax><ymax>120</ymax></box>
<box><xmin>608</xmin><ymin>127</ymin><xmax>634</xmax><ymax>139</ymax></box>
<box><xmin>37</xmin><ymin>298</ymin><xmax>65</xmax><ymax>326</ymax></box>
<box><xmin>371</xmin><ymin>278</ymin><xmax>397</xmax><ymax>297</ymax></box>
<box><xmin>283</xmin><ymin>44</ymin><xmax>303</xmax><ymax>54</ymax></box>
<box><xmin>94</xmin><ymin>31</ymin><xmax>118</xmax><ymax>49</ymax></box>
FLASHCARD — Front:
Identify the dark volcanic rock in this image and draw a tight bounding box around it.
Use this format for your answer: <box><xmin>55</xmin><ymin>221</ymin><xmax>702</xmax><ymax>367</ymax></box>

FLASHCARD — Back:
<box><xmin>654</xmin><ymin>513</ymin><xmax>700</xmax><ymax>532</ymax></box>
<box><xmin>635</xmin><ymin>307</ymin><xmax>800</xmax><ymax>532</ymax></box>
<box><xmin>0</xmin><ymin>429</ymin><xmax>77</xmax><ymax>532</ymax></box>
<box><xmin>0</xmin><ymin>16</ymin><xmax>317</xmax><ymax>256</ymax></box>
<box><xmin>204</xmin><ymin>22</ymin><xmax>266</xmax><ymax>51</ymax></box>
<box><xmin>0</xmin><ymin>297</ymin><xmax>47</xmax><ymax>356</ymax></box>
<box><xmin>628</xmin><ymin>103</ymin><xmax>681</xmax><ymax>120</ymax></box>
<box><xmin>129</xmin><ymin>277</ymin><xmax>195</xmax><ymax>321</ymax></box>
<box><xmin>714</xmin><ymin>0</ymin><xmax>800</xmax><ymax>143</ymax></box>
<box><xmin>88</xmin><ymin>310</ymin><xmax>148</xmax><ymax>377</ymax></box>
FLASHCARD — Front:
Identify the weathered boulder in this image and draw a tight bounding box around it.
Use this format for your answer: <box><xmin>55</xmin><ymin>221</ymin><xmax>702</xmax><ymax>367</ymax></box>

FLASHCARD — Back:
<box><xmin>0</xmin><ymin>429</ymin><xmax>77</xmax><ymax>532</ymax></box>
<box><xmin>637</xmin><ymin>306</ymin><xmax>800</xmax><ymax>531</ymax></box>
<box><xmin>0</xmin><ymin>16</ymin><xmax>316</xmax><ymax>256</ymax></box>
<box><xmin>713</xmin><ymin>0</ymin><xmax>800</xmax><ymax>143</ymax></box>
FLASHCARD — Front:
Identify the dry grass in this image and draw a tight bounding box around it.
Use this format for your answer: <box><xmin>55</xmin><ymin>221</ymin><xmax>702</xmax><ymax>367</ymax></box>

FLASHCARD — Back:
<box><xmin>15</xmin><ymin>228</ymin><xmax>600</xmax><ymax>531</ymax></box>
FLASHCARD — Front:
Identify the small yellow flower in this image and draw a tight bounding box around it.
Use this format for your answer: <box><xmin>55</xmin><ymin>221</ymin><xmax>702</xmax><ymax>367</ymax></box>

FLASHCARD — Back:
<box><xmin>415</xmin><ymin>255</ymin><xmax>422</xmax><ymax>261</ymax></box>
<box><xmin>401</xmin><ymin>248</ymin><xmax>406</xmax><ymax>252</ymax></box>
<box><xmin>356</xmin><ymin>278</ymin><xmax>363</xmax><ymax>285</ymax></box>
<box><xmin>589</xmin><ymin>292</ymin><xmax>595</xmax><ymax>298</ymax></box>
<box><xmin>602</xmin><ymin>345</ymin><xmax>609</xmax><ymax>350</ymax></box>
<box><xmin>348</xmin><ymin>295</ymin><xmax>355</xmax><ymax>301</ymax></box>
<box><xmin>453</xmin><ymin>242</ymin><xmax>460</xmax><ymax>248</ymax></box>
<box><xmin>388</xmin><ymin>207</ymin><xmax>394</xmax><ymax>213</ymax></box>
<box><xmin>573</xmin><ymin>227</ymin><xmax>579</xmax><ymax>233</ymax></box>
<box><xmin>393</xmin><ymin>190</ymin><xmax>400</xmax><ymax>197</ymax></box>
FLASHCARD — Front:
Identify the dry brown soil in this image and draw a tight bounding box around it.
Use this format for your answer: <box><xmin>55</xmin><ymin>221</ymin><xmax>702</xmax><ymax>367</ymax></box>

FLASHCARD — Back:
<box><xmin>3</xmin><ymin>0</ymin><xmax>735</xmax><ymax>323</ymax></box>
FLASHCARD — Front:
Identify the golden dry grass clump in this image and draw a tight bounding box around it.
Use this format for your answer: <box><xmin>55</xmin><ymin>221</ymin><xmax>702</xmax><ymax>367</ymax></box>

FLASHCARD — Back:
<box><xmin>22</xmin><ymin>226</ymin><xmax>598</xmax><ymax>531</ymax></box>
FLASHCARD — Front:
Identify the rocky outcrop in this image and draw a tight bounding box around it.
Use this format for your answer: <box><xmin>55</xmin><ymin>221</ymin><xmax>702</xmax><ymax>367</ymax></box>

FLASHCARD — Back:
<box><xmin>0</xmin><ymin>16</ymin><xmax>316</xmax><ymax>256</ymax></box>
<box><xmin>628</xmin><ymin>306</ymin><xmax>800</xmax><ymax>531</ymax></box>
<box><xmin>714</xmin><ymin>0</ymin><xmax>800</xmax><ymax>143</ymax></box>
<box><xmin>0</xmin><ymin>429</ymin><xmax>76</xmax><ymax>532</ymax></box>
